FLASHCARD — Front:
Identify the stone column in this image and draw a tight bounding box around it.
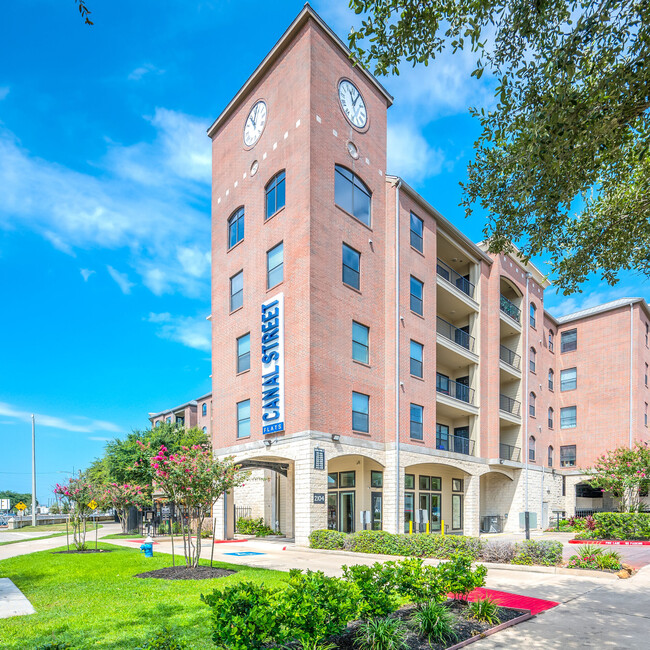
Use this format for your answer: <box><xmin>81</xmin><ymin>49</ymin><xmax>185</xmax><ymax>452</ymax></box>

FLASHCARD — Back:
<box><xmin>213</xmin><ymin>490</ymin><xmax>235</xmax><ymax>540</ymax></box>
<box><xmin>293</xmin><ymin>443</ymin><xmax>328</xmax><ymax>546</ymax></box>
<box><xmin>382</xmin><ymin>451</ymin><xmax>400</xmax><ymax>534</ymax></box>
<box><xmin>464</xmin><ymin>474</ymin><xmax>480</xmax><ymax>537</ymax></box>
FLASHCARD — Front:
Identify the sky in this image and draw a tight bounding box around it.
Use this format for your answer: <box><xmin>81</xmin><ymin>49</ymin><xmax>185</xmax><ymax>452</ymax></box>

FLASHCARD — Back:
<box><xmin>1</xmin><ymin>1</ymin><xmax>648</xmax><ymax>503</ymax></box>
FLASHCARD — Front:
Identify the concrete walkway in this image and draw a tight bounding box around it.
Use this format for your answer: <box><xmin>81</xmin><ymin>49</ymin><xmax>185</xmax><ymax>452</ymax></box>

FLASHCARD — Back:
<box><xmin>0</xmin><ymin>578</ymin><xmax>35</xmax><ymax>619</ymax></box>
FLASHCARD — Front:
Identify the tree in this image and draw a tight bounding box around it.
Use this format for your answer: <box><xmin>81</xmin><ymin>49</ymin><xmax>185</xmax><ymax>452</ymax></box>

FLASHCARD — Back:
<box><xmin>140</xmin><ymin>442</ymin><xmax>248</xmax><ymax>568</ymax></box>
<box><xmin>587</xmin><ymin>443</ymin><xmax>650</xmax><ymax>512</ymax></box>
<box><xmin>75</xmin><ymin>1</ymin><xmax>93</xmax><ymax>25</ymax></box>
<box><xmin>54</xmin><ymin>476</ymin><xmax>99</xmax><ymax>550</ymax></box>
<box><xmin>99</xmin><ymin>483</ymin><xmax>149</xmax><ymax>533</ymax></box>
<box><xmin>0</xmin><ymin>491</ymin><xmax>36</xmax><ymax>514</ymax></box>
<box><xmin>348</xmin><ymin>0</ymin><xmax>650</xmax><ymax>294</ymax></box>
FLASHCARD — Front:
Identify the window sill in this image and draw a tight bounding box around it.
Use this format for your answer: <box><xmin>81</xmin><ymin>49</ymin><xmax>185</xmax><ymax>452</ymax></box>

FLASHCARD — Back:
<box><xmin>265</xmin><ymin>205</ymin><xmax>285</xmax><ymax>224</ymax></box>
<box><xmin>227</xmin><ymin>239</ymin><xmax>244</xmax><ymax>254</ymax></box>
<box><xmin>352</xmin><ymin>429</ymin><xmax>371</xmax><ymax>436</ymax></box>
<box><xmin>267</xmin><ymin>280</ymin><xmax>283</xmax><ymax>293</ymax></box>
<box><xmin>335</xmin><ymin>204</ymin><xmax>373</xmax><ymax>232</ymax></box>
<box><xmin>236</xmin><ymin>435</ymin><xmax>251</xmax><ymax>441</ymax></box>
<box><xmin>410</xmin><ymin>245</ymin><xmax>425</xmax><ymax>258</ymax></box>
<box><xmin>353</xmin><ymin>360</ymin><xmax>371</xmax><ymax>368</ymax></box>
<box><xmin>410</xmin><ymin>374</ymin><xmax>425</xmax><ymax>382</ymax></box>
<box><xmin>410</xmin><ymin>310</ymin><xmax>425</xmax><ymax>320</ymax></box>
<box><xmin>230</xmin><ymin>306</ymin><xmax>244</xmax><ymax>316</ymax></box>
<box><xmin>409</xmin><ymin>437</ymin><xmax>425</xmax><ymax>443</ymax></box>
<box><xmin>236</xmin><ymin>369</ymin><xmax>251</xmax><ymax>377</ymax></box>
<box><xmin>344</xmin><ymin>282</ymin><xmax>363</xmax><ymax>295</ymax></box>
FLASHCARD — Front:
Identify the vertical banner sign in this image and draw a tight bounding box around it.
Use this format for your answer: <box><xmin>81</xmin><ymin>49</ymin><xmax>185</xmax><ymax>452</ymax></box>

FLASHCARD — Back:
<box><xmin>261</xmin><ymin>293</ymin><xmax>285</xmax><ymax>435</ymax></box>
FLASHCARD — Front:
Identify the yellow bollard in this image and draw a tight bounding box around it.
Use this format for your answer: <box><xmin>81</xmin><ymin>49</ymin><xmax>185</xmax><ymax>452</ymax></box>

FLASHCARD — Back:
<box><xmin>441</xmin><ymin>520</ymin><xmax>445</xmax><ymax>537</ymax></box>
<box><xmin>409</xmin><ymin>520</ymin><xmax>413</xmax><ymax>535</ymax></box>
<box><xmin>426</xmin><ymin>521</ymin><xmax>430</xmax><ymax>534</ymax></box>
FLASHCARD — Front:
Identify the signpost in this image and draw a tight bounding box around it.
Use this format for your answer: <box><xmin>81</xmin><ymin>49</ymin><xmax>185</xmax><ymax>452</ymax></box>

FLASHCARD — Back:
<box><xmin>88</xmin><ymin>499</ymin><xmax>98</xmax><ymax>550</ymax></box>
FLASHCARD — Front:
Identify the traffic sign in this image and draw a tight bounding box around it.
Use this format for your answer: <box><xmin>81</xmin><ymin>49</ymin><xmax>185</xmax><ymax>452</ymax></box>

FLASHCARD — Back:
<box><xmin>87</xmin><ymin>500</ymin><xmax>98</xmax><ymax>510</ymax></box>
<box><xmin>15</xmin><ymin>502</ymin><xmax>27</xmax><ymax>511</ymax></box>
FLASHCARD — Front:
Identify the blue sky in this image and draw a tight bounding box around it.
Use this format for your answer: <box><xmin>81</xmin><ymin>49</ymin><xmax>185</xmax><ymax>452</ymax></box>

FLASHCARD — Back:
<box><xmin>1</xmin><ymin>1</ymin><xmax>647</xmax><ymax>503</ymax></box>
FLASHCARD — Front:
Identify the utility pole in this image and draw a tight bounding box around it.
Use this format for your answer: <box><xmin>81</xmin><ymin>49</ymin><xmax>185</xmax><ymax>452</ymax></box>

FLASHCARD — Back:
<box><xmin>31</xmin><ymin>414</ymin><xmax>37</xmax><ymax>526</ymax></box>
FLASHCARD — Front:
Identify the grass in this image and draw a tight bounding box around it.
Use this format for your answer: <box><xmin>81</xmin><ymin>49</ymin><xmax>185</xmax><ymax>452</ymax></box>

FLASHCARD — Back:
<box><xmin>0</xmin><ymin>525</ymin><xmax>102</xmax><ymax>547</ymax></box>
<box><xmin>3</xmin><ymin>523</ymin><xmax>103</xmax><ymax>533</ymax></box>
<box><xmin>0</xmin><ymin>542</ymin><xmax>289</xmax><ymax>649</ymax></box>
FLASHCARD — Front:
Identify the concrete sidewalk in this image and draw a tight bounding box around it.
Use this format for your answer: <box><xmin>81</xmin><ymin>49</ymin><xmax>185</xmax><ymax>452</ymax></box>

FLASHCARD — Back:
<box><xmin>0</xmin><ymin>578</ymin><xmax>35</xmax><ymax>619</ymax></box>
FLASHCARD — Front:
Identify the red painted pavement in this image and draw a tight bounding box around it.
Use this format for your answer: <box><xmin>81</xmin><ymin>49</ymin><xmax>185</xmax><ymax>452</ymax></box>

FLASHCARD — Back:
<box><xmin>451</xmin><ymin>588</ymin><xmax>559</xmax><ymax>616</ymax></box>
<box><xmin>569</xmin><ymin>539</ymin><xmax>650</xmax><ymax>546</ymax></box>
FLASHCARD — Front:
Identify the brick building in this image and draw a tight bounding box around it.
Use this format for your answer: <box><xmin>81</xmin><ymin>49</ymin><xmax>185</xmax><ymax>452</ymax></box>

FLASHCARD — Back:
<box><xmin>156</xmin><ymin>6</ymin><xmax>650</xmax><ymax>543</ymax></box>
<box><xmin>148</xmin><ymin>393</ymin><xmax>212</xmax><ymax>435</ymax></box>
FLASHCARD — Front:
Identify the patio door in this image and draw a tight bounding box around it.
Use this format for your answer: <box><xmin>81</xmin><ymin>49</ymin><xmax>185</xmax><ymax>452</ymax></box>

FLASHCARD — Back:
<box><xmin>340</xmin><ymin>491</ymin><xmax>355</xmax><ymax>533</ymax></box>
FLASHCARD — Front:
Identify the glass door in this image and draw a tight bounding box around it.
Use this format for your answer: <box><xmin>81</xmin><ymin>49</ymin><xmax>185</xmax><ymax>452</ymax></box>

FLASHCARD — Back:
<box><xmin>404</xmin><ymin>492</ymin><xmax>414</xmax><ymax>533</ymax></box>
<box><xmin>327</xmin><ymin>493</ymin><xmax>338</xmax><ymax>530</ymax></box>
<box><xmin>430</xmin><ymin>493</ymin><xmax>441</xmax><ymax>531</ymax></box>
<box><xmin>339</xmin><ymin>491</ymin><xmax>355</xmax><ymax>533</ymax></box>
<box><xmin>371</xmin><ymin>492</ymin><xmax>382</xmax><ymax>530</ymax></box>
<box><xmin>418</xmin><ymin>493</ymin><xmax>430</xmax><ymax>532</ymax></box>
<box><xmin>454</xmin><ymin>426</ymin><xmax>470</xmax><ymax>455</ymax></box>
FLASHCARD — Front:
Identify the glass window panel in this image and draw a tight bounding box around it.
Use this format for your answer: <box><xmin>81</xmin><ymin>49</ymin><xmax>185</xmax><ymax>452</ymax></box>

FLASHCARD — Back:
<box><xmin>328</xmin><ymin>472</ymin><xmax>338</xmax><ymax>489</ymax></box>
<box><xmin>561</xmin><ymin>367</ymin><xmax>577</xmax><ymax>391</ymax></box>
<box><xmin>410</xmin><ymin>403</ymin><xmax>423</xmax><ymax>440</ymax></box>
<box><xmin>410</xmin><ymin>212</ymin><xmax>423</xmax><ymax>252</ymax></box>
<box><xmin>404</xmin><ymin>492</ymin><xmax>414</xmax><ymax>533</ymax></box>
<box><xmin>335</xmin><ymin>166</ymin><xmax>354</xmax><ymax>214</ymax></box>
<box><xmin>352</xmin><ymin>322</ymin><xmax>369</xmax><ymax>363</ymax></box>
<box><xmin>236</xmin><ymin>399</ymin><xmax>250</xmax><ymax>438</ymax></box>
<box><xmin>410</xmin><ymin>340</ymin><xmax>423</xmax><ymax>377</ymax></box>
<box><xmin>230</xmin><ymin>271</ymin><xmax>243</xmax><ymax>311</ymax></box>
<box><xmin>228</xmin><ymin>208</ymin><xmax>245</xmax><ymax>248</ymax></box>
<box><xmin>267</xmin><ymin>243</ymin><xmax>283</xmax><ymax>288</ymax></box>
<box><xmin>419</xmin><ymin>475</ymin><xmax>430</xmax><ymax>491</ymax></box>
<box><xmin>352</xmin><ymin>391</ymin><xmax>369</xmax><ymax>432</ymax></box>
<box><xmin>342</xmin><ymin>244</ymin><xmax>360</xmax><ymax>290</ymax></box>
<box><xmin>452</xmin><ymin>494</ymin><xmax>463</xmax><ymax>529</ymax></box>
<box><xmin>560</xmin><ymin>406</ymin><xmax>577</xmax><ymax>428</ymax></box>
<box><xmin>431</xmin><ymin>477</ymin><xmax>442</xmax><ymax>491</ymax></box>
<box><xmin>339</xmin><ymin>471</ymin><xmax>355</xmax><ymax>488</ymax></box>
<box><xmin>371</xmin><ymin>470</ymin><xmax>383</xmax><ymax>488</ymax></box>
<box><xmin>404</xmin><ymin>474</ymin><xmax>415</xmax><ymax>490</ymax></box>
<box><xmin>237</xmin><ymin>333</ymin><xmax>250</xmax><ymax>373</ymax></box>
<box><xmin>561</xmin><ymin>329</ymin><xmax>577</xmax><ymax>352</ymax></box>
<box><xmin>410</xmin><ymin>276</ymin><xmax>423</xmax><ymax>315</ymax></box>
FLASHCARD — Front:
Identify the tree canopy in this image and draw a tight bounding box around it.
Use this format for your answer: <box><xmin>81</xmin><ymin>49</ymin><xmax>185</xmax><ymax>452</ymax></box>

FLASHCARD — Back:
<box><xmin>349</xmin><ymin>0</ymin><xmax>650</xmax><ymax>294</ymax></box>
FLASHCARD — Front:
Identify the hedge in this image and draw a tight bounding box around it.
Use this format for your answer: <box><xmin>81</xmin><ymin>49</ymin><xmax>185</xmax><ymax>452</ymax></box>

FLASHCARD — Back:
<box><xmin>588</xmin><ymin>512</ymin><xmax>650</xmax><ymax>540</ymax></box>
<box><xmin>308</xmin><ymin>529</ymin><xmax>563</xmax><ymax>566</ymax></box>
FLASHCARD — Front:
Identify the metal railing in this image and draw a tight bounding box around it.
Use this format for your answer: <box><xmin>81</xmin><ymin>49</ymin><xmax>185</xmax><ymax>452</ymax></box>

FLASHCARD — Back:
<box><xmin>499</xmin><ymin>393</ymin><xmax>521</xmax><ymax>416</ymax></box>
<box><xmin>499</xmin><ymin>443</ymin><xmax>521</xmax><ymax>462</ymax></box>
<box><xmin>437</xmin><ymin>375</ymin><xmax>475</xmax><ymax>405</ymax></box>
<box><xmin>499</xmin><ymin>344</ymin><xmax>521</xmax><ymax>370</ymax></box>
<box><xmin>500</xmin><ymin>294</ymin><xmax>521</xmax><ymax>322</ymax></box>
<box><xmin>437</xmin><ymin>317</ymin><xmax>475</xmax><ymax>352</ymax></box>
<box><xmin>436</xmin><ymin>258</ymin><xmax>475</xmax><ymax>299</ymax></box>
<box><xmin>436</xmin><ymin>433</ymin><xmax>475</xmax><ymax>456</ymax></box>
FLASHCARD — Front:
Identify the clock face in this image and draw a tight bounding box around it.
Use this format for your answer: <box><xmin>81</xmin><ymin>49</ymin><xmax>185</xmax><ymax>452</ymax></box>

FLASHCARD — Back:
<box><xmin>338</xmin><ymin>80</ymin><xmax>367</xmax><ymax>129</ymax></box>
<box><xmin>243</xmin><ymin>100</ymin><xmax>267</xmax><ymax>147</ymax></box>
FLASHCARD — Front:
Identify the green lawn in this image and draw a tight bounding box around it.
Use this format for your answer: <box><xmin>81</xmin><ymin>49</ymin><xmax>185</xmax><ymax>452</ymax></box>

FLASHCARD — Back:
<box><xmin>0</xmin><ymin>542</ymin><xmax>289</xmax><ymax>649</ymax></box>
<box><xmin>6</xmin><ymin>523</ymin><xmax>102</xmax><ymax>533</ymax></box>
<box><xmin>0</xmin><ymin>525</ymin><xmax>102</xmax><ymax>547</ymax></box>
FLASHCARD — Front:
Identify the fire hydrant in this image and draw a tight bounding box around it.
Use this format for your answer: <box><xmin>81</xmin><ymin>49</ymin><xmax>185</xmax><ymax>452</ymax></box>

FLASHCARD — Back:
<box><xmin>140</xmin><ymin>535</ymin><xmax>154</xmax><ymax>558</ymax></box>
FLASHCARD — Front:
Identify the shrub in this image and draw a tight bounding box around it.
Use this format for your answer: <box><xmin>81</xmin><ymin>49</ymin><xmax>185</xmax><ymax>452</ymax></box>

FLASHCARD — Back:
<box><xmin>354</xmin><ymin>617</ymin><xmax>409</xmax><ymax>650</ymax></box>
<box><xmin>591</xmin><ymin>512</ymin><xmax>650</xmax><ymax>540</ymax></box>
<box><xmin>512</xmin><ymin>540</ymin><xmax>563</xmax><ymax>566</ymax></box>
<box><xmin>236</xmin><ymin>517</ymin><xmax>280</xmax><ymax>536</ymax></box>
<box><xmin>438</xmin><ymin>552</ymin><xmax>487</xmax><ymax>599</ymax></box>
<box><xmin>567</xmin><ymin>545</ymin><xmax>622</xmax><ymax>571</ymax></box>
<box><xmin>201</xmin><ymin>580</ymin><xmax>285</xmax><ymax>650</ymax></box>
<box><xmin>412</xmin><ymin>602</ymin><xmax>458</xmax><ymax>645</ymax></box>
<box><xmin>342</xmin><ymin>562</ymin><xmax>400</xmax><ymax>618</ymax></box>
<box><xmin>388</xmin><ymin>557</ymin><xmax>444</xmax><ymax>606</ymax></box>
<box><xmin>467</xmin><ymin>596</ymin><xmax>500</xmax><ymax>625</ymax></box>
<box><xmin>309</xmin><ymin>528</ymin><xmax>346</xmax><ymax>550</ymax></box>
<box><xmin>135</xmin><ymin>627</ymin><xmax>188</xmax><ymax>650</ymax></box>
<box><xmin>480</xmin><ymin>541</ymin><xmax>516</xmax><ymax>564</ymax></box>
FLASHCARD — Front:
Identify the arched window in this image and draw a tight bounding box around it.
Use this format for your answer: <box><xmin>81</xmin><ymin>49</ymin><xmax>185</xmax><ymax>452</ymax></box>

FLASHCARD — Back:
<box><xmin>529</xmin><ymin>392</ymin><xmax>536</xmax><ymax>417</ymax></box>
<box><xmin>548</xmin><ymin>369</ymin><xmax>554</xmax><ymax>391</ymax></box>
<box><xmin>548</xmin><ymin>445</ymin><xmax>554</xmax><ymax>467</ymax></box>
<box><xmin>228</xmin><ymin>207</ymin><xmax>245</xmax><ymax>248</ymax></box>
<box><xmin>335</xmin><ymin>165</ymin><xmax>371</xmax><ymax>226</ymax></box>
<box><xmin>548</xmin><ymin>407</ymin><xmax>554</xmax><ymax>428</ymax></box>
<box><xmin>202</xmin><ymin>403</ymin><xmax>207</xmax><ymax>417</ymax></box>
<box><xmin>530</xmin><ymin>347</ymin><xmax>536</xmax><ymax>373</ymax></box>
<box><xmin>529</xmin><ymin>435</ymin><xmax>536</xmax><ymax>462</ymax></box>
<box><xmin>530</xmin><ymin>302</ymin><xmax>537</xmax><ymax>328</ymax></box>
<box><xmin>265</xmin><ymin>170</ymin><xmax>286</xmax><ymax>219</ymax></box>
<box><xmin>202</xmin><ymin>426</ymin><xmax>207</xmax><ymax>434</ymax></box>
<box><xmin>548</xmin><ymin>330</ymin><xmax>554</xmax><ymax>352</ymax></box>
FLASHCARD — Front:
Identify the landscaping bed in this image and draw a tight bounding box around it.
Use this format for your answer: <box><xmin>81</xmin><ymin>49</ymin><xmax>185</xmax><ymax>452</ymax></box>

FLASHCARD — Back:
<box><xmin>135</xmin><ymin>566</ymin><xmax>235</xmax><ymax>580</ymax></box>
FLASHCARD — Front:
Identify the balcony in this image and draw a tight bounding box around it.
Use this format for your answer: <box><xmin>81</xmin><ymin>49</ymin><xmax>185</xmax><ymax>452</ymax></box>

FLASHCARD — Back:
<box><xmin>500</xmin><ymin>294</ymin><xmax>521</xmax><ymax>323</ymax></box>
<box><xmin>437</xmin><ymin>375</ymin><xmax>475</xmax><ymax>405</ymax></box>
<box><xmin>499</xmin><ymin>344</ymin><xmax>521</xmax><ymax>370</ymax></box>
<box><xmin>499</xmin><ymin>394</ymin><xmax>521</xmax><ymax>416</ymax></box>
<box><xmin>437</xmin><ymin>259</ymin><xmax>475</xmax><ymax>299</ymax></box>
<box><xmin>436</xmin><ymin>433</ymin><xmax>475</xmax><ymax>456</ymax></box>
<box><xmin>437</xmin><ymin>317</ymin><xmax>475</xmax><ymax>352</ymax></box>
<box><xmin>499</xmin><ymin>443</ymin><xmax>521</xmax><ymax>462</ymax></box>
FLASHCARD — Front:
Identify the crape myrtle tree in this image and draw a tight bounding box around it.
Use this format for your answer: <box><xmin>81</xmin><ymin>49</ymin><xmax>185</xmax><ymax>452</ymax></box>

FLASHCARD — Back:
<box><xmin>100</xmin><ymin>483</ymin><xmax>149</xmax><ymax>533</ymax></box>
<box><xmin>348</xmin><ymin>0</ymin><xmax>650</xmax><ymax>294</ymax></box>
<box><xmin>588</xmin><ymin>443</ymin><xmax>650</xmax><ymax>512</ymax></box>
<box><xmin>54</xmin><ymin>476</ymin><xmax>99</xmax><ymax>550</ymax></box>
<box><xmin>139</xmin><ymin>441</ymin><xmax>249</xmax><ymax>568</ymax></box>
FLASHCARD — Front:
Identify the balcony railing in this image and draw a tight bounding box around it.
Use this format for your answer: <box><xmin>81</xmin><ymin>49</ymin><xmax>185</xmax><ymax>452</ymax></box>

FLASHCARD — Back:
<box><xmin>436</xmin><ymin>433</ymin><xmax>475</xmax><ymax>456</ymax></box>
<box><xmin>437</xmin><ymin>375</ymin><xmax>475</xmax><ymax>405</ymax></box>
<box><xmin>437</xmin><ymin>317</ymin><xmax>475</xmax><ymax>352</ymax></box>
<box><xmin>499</xmin><ymin>394</ymin><xmax>521</xmax><ymax>416</ymax></box>
<box><xmin>499</xmin><ymin>344</ymin><xmax>521</xmax><ymax>370</ymax></box>
<box><xmin>499</xmin><ymin>443</ymin><xmax>521</xmax><ymax>462</ymax></box>
<box><xmin>500</xmin><ymin>294</ymin><xmax>521</xmax><ymax>322</ymax></box>
<box><xmin>437</xmin><ymin>258</ymin><xmax>475</xmax><ymax>299</ymax></box>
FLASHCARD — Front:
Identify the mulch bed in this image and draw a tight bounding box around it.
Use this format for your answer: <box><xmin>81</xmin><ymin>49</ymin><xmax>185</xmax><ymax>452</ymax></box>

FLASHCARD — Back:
<box><xmin>53</xmin><ymin>549</ymin><xmax>113</xmax><ymax>554</ymax></box>
<box><xmin>324</xmin><ymin>601</ymin><xmax>528</xmax><ymax>650</ymax></box>
<box><xmin>135</xmin><ymin>565</ymin><xmax>236</xmax><ymax>580</ymax></box>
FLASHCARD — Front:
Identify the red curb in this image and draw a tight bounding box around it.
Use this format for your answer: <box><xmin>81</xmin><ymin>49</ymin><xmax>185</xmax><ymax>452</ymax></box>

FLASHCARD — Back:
<box><xmin>569</xmin><ymin>539</ymin><xmax>650</xmax><ymax>546</ymax></box>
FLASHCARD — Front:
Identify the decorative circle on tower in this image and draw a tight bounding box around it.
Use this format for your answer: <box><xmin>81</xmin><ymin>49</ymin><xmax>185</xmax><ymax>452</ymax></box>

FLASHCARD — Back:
<box><xmin>250</xmin><ymin>160</ymin><xmax>259</xmax><ymax>176</ymax></box>
<box><xmin>347</xmin><ymin>141</ymin><xmax>359</xmax><ymax>160</ymax></box>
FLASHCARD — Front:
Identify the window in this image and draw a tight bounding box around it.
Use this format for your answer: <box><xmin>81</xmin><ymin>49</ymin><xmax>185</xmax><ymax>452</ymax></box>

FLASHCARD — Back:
<box><xmin>561</xmin><ymin>328</ymin><xmax>577</xmax><ymax>353</ymax></box>
<box><xmin>371</xmin><ymin>470</ymin><xmax>383</xmax><ymax>488</ymax></box>
<box><xmin>335</xmin><ymin>165</ymin><xmax>371</xmax><ymax>226</ymax></box>
<box><xmin>452</xmin><ymin>478</ymin><xmax>463</xmax><ymax>492</ymax></box>
<box><xmin>646</xmin><ymin>403</ymin><xmax>648</xmax><ymax>427</ymax></box>
<box><xmin>419</xmin><ymin>475</ymin><xmax>431</xmax><ymax>491</ymax></box>
<box><xmin>560</xmin><ymin>367</ymin><xmax>577</xmax><ymax>391</ymax></box>
<box><xmin>548</xmin><ymin>407</ymin><xmax>554</xmax><ymax>429</ymax></box>
<box><xmin>202</xmin><ymin>403</ymin><xmax>207</xmax><ymax>417</ymax></box>
<box><xmin>237</xmin><ymin>333</ymin><xmax>250</xmax><ymax>373</ymax></box>
<box><xmin>202</xmin><ymin>426</ymin><xmax>207</xmax><ymax>433</ymax></box>
<box><xmin>404</xmin><ymin>474</ymin><xmax>415</xmax><ymax>490</ymax></box>
<box><xmin>228</xmin><ymin>207</ymin><xmax>245</xmax><ymax>248</ymax></box>
<box><xmin>451</xmin><ymin>494</ymin><xmax>463</xmax><ymax>530</ymax></box>
<box><xmin>530</xmin><ymin>347</ymin><xmax>536</xmax><ymax>373</ymax></box>
<box><xmin>265</xmin><ymin>170</ymin><xmax>285</xmax><ymax>219</ymax></box>
<box><xmin>340</xmin><ymin>471</ymin><xmax>356</xmax><ymax>488</ymax></box>
<box><xmin>166</xmin><ymin>416</ymin><xmax>171</xmax><ymax>424</ymax></box>
<box><xmin>436</xmin><ymin>423</ymin><xmax>449</xmax><ymax>450</ymax></box>
<box><xmin>410</xmin><ymin>403</ymin><xmax>423</xmax><ymax>440</ymax></box>
<box><xmin>342</xmin><ymin>243</ymin><xmax>361</xmax><ymax>290</ymax></box>
<box><xmin>236</xmin><ymin>399</ymin><xmax>250</xmax><ymax>438</ymax></box>
<box><xmin>548</xmin><ymin>445</ymin><xmax>554</xmax><ymax>467</ymax></box>
<box><xmin>266</xmin><ymin>242</ymin><xmax>283</xmax><ymax>289</ymax></box>
<box><xmin>410</xmin><ymin>276</ymin><xmax>423</xmax><ymax>315</ymax></box>
<box><xmin>549</xmin><ymin>330</ymin><xmax>554</xmax><ymax>352</ymax></box>
<box><xmin>560</xmin><ymin>445</ymin><xmax>576</xmax><ymax>467</ymax></box>
<box><xmin>548</xmin><ymin>369</ymin><xmax>554</xmax><ymax>391</ymax></box>
<box><xmin>560</xmin><ymin>406</ymin><xmax>577</xmax><ymax>429</ymax></box>
<box><xmin>529</xmin><ymin>392</ymin><xmax>536</xmax><ymax>417</ymax></box>
<box><xmin>410</xmin><ymin>340</ymin><xmax>423</xmax><ymax>378</ymax></box>
<box><xmin>352</xmin><ymin>391</ymin><xmax>369</xmax><ymax>432</ymax></box>
<box><xmin>230</xmin><ymin>271</ymin><xmax>243</xmax><ymax>312</ymax></box>
<box><xmin>529</xmin><ymin>435</ymin><xmax>536</xmax><ymax>461</ymax></box>
<box><xmin>646</xmin><ymin>322</ymin><xmax>649</xmax><ymax>347</ymax></box>
<box><xmin>646</xmin><ymin>363</ymin><xmax>648</xmax><ymax>387</ymax></box>
<box><xmin>530</xmin><ymin>302</ymin><xmax>537</xmax><ymax>328</ymax></box>
<box><xmin>410</xmin><ymin>212</ymin><xmax>423</xmax><ymax>252</ymax></box>
<box><xmin>352</xmin><ymin>321</ymin><xmax>369</xmax><ymax>364</ymax></box>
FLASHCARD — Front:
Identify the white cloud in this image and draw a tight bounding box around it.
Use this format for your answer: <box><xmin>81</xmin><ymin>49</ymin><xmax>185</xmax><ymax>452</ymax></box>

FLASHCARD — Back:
<box><xmin>128</xmin><ymin>63</ymin><xmax>165</xmax><ymax>81</ymax></box>
<box><xmin>80</xmin><ymin>268</ymin><xmax>95</xmax><ymax>282</ymax></box>
<box><xmin>88</xmin><ymin>436</ymin><xmax>113</xmax><ymax>442</ymax></box>
<box><xmin>0</xmin><ymin>402</ymin><xmax>122</xmax><ymax>434</ymax></box>
<box><xmin>107</xmin><ymin>265</ymin><xmax>135</xmax><ymax>294</ymax></box>
<box><xmin>147</xmin><ymin>312</ymin><xmax>211</xmax><ymax>352</ymax></box>
<box><xmin>0</xmin><ymin>87</ymin><xmax>9</xmax><ymax>101</ymax></box>
<box><xmin>387</xmin><ymin>123</ymin><xmax>446</xmax><ymax>181</ymax></box>
<box><xmin>545</xmin><ymin>282</ymin><xmax>650</xmax><ymax>318</ymax></box>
